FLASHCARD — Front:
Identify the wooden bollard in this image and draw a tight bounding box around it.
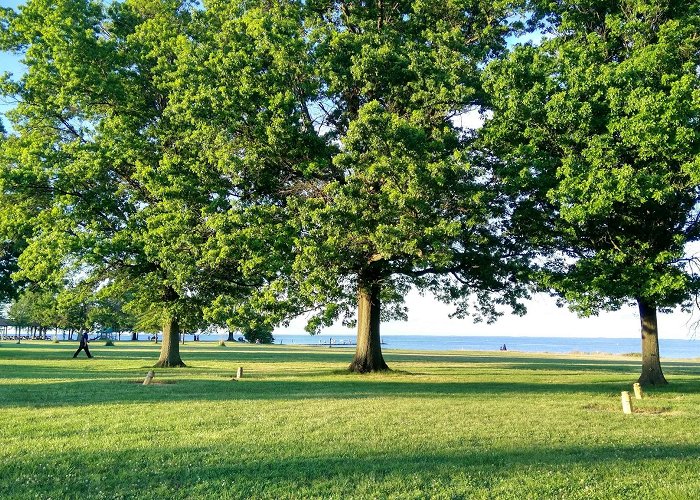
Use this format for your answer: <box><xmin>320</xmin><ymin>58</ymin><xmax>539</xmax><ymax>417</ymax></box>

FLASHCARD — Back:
<box><xmin>236</xmin><ymin>366</ymin><xmax>243</xmax><ymax>380</ymax></box>
<box><xmin>143</xmin><ymin>370</ymin><xmax>155</xmax><ymax>386</ymax></box>
<box><xmin>621</xmin><ymin>391</ymin><xmax>633</xmax><ymax>414</ymax></box>
<box><xmin>633</xmin><ymin>382</ymin><xmax>643</xmax><ymax>400</ymax></box>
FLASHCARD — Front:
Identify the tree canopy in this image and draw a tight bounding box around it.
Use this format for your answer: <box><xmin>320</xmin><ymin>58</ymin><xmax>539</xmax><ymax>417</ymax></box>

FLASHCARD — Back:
<box><xmin>210</xmin><ymin>0</ymin><xmax>532</xmax><ymax>372</ymax></box>
<box><xmin>0</xmin><ymin>0</ymin><xmax>230</xmax><ymax>365</ymax></box>
<box><xmin>481</xmin><ymin>0</ymin><xmax>700</xmax><ymax>384</ymax></box>
<box><xmin>0</xmin><ymin>0</ymin><xmax>348</xmax><ymax>364</ymax></box>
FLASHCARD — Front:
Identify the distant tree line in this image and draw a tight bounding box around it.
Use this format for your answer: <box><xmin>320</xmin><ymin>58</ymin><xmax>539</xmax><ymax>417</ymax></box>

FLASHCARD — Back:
<box><xmin>4</xmin><ymin>288</ymin><xmax>135</xmax><ymax>340</ymax></box>
<box><xmin>1</xmin><ymin>0</ymin><xmax>698</xmax><ymax>385</ymax></box>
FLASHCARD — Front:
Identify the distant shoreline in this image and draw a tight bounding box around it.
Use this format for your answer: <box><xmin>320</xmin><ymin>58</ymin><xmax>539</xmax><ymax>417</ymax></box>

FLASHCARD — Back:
<box><xmin>14</xmin><ymin>333</ymin><xmax>697</xmax><ymax>359</ymax></box>
<box><xmin>272</xmin><ymin>333</ymin><xmax>700</xmax><ymax>360</ymax></box>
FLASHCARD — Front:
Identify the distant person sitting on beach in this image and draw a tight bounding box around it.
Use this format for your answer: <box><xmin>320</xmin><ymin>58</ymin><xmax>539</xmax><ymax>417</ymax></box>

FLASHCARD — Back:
<box><xmin>502</xmin><ymin>344</ymin><xmax>507</xmax><ymax>351</ymax></box>
<box><xmin>73</xmin><ymin>331</ymin><xmax>93</xmax><ymax>358</ymax></box>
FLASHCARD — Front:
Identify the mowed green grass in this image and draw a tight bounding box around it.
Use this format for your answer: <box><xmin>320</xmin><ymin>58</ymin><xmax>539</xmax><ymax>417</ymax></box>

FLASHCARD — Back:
<box><xmin>0</xmin><ymin>341</ymin><xmax>699</xmax><ymax>499</ymax></box>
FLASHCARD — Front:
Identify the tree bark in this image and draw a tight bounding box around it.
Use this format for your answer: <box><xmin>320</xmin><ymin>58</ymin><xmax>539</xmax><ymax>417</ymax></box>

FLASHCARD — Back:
<box><xmin>131</xmin><ymin>331</ymin><xmax>138</xmax><ymax>341</ymax></box>
<box><xmin>349</xmin><ymin>277</ymin><xmax>389</xmax><ymax>373</ymax></box>
<box><xmin>227</xmin><ymin>330</ymin><xmax>235</xmax><ymax>342</ymax></box>
<box><xmin>154</xmin><ymin>314</ymin><xmax>186</xmax><ymax>367</ymax></box>
<box><xmin>637</xmin><ymin>299</ymin><xmax>667</xmax><ymax>386</ymax></box>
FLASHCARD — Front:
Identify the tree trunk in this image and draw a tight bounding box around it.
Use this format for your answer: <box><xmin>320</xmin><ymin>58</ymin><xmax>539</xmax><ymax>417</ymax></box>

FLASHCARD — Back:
<box><xmin>154</xmin><ymin>315</ymin><xmax>186</xmax><ymax>368</ymax></box>
<box><xmin>637</xmin><ymin>299</ymin><xmax>667</xmax><ymax>386</ymax></box>
<box><xmin>131</xmin><ymin>331</ymin><xmax>138</xmax><ymax>341</ymax></box>
<box><xmin>227</xmin><ymin>330</ymin><xmax>235</xmax><ymax>342</ymax></box>
<box><xmin>349</xmin><ymin>278</ymin><xmax>388</xmax><ymax>373</ymax></box>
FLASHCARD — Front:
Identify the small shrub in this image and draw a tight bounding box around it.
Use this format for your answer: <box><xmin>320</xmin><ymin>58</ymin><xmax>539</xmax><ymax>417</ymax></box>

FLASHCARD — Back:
<box><xmin>218</xmin><ymin>340</ymin><xmax>226</xmax><ymax>347</ymax></box>
<box><xmin>105</xmin><ymin>339</ymin><xmax>114</xmax><ymax>346</ymax></box>
<box><xmin>241</xmin><ymin>325</ymin><xmax>274</xmax><ymax>344</ymax></box>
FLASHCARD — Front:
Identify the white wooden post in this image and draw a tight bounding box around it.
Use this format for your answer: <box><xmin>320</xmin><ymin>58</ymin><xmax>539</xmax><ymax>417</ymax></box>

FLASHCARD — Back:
<box><xmin>621</xmin><ymin>391</ymin><xmax>633</xmax><ymax>414</ymax></box>
<box><xmin>633</xmin><ymin>382</ymin><xmax>643</xmax><ymax>400</ymax></box>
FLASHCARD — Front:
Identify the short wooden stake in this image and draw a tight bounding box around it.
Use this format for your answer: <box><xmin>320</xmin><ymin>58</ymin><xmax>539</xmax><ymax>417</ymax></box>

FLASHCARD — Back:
<box><xmin>621</xmin><ymin>391</ymin><xmax>633</xmax><ymax>414</ymax></box>
<box><xmin>633</xmin><ymin>382</ymin><xmax>643</xmax><ymax>400</ymax></box>
<box><xmin>236</xmin><ymin>366</ymin><xmax>243</xmax><ymax>380</ymax></box>
<box><xmin>143</xmin><ymin>370</ymin><xmax>155</xmax><ymax>386</ymax></box>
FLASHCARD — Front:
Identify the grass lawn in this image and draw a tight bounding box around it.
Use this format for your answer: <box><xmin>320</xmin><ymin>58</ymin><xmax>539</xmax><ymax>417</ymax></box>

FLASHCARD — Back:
<box><xmin>1</xmin><ymin>341</ymin><xmax>699</xmax><ymax>499</ymax></box>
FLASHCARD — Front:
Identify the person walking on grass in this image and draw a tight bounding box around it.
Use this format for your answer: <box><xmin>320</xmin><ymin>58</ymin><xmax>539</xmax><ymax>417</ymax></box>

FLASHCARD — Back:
<box><xmin>73</xmin><ymin>331</ymin><xmax>93</xmax><ymax>358</ymax></box>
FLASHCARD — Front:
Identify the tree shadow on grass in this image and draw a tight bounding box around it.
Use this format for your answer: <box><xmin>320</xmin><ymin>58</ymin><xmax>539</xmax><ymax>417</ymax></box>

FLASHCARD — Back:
<box><xmin>4</xmin><ymin>342</ymin><xmax>700</xmax><ymax>376</ymax></box>
<box><xmin>2</xmin><ymin>442</ymin><xmax>699</xmax><ymax>498</ymax></box>
<box><xmin>5</xmin><ymin>342</ymin><xmax>700</xmax><ymax>369</ymax></box>
<box><xmin>2</xmin><ymin>358</ymin><xmax>698</xmax><ymax>385</ymax></box>
<box><xmin>3</xmin><ymin>374</ymin><xmax>700</xmax><ymax>409</ymax></box>
<box><xmin>393</xmin><ymin>352</ymin><xmax>700</xmax><ymax>374</ymax></box>
<box><xmin>2</xmin><ymin>343</ymin><xmax>698</xmax><ymax>409</ymax></box>
<box><xmin>0</xmin><ymin>342</ymin><xmax>355</xmax><ymax>365</ymax></box>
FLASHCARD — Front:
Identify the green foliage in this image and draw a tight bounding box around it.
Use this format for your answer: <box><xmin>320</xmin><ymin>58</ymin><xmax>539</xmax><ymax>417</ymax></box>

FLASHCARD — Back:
<box><xmin>2</xmin><ymin>0</ymin><xmax>174</xmax><ymax>308</ymax></box>
<box><xmin>0</xmin><ymin>0</ymin><xmax>260</xmax><ymax>352</ymax></box>
<box><xmin>194</xmin><ymin>0</ymin><xmax>530</xmax><ymax>334</ymax></box>
<box><xmin>482</xmin><ymin>0</ymin><xmax>700</xmax><ymax>314</ymax></box>
<box><xmin>0</xmin><ymin>119</ymin><xmax>31</xmax><ymax>305</ymax></box>
<box><xmin>240</xmin><ymin>324</ymin><xmax>274</xmax><ymax>344</ymax></box>
<box><xmin>5</xmin><ymin>283</ymin><xmax>138</xmax><ymax>336</ymax></box>
<box><xmin>54</xmin><ymin>286</ymin><xmax>92</xmax><ymax>332</ymax></box>
<box><xmin>0</xmin><ymin>240</ymin><xmax>24</xmax><ymax>305</ymax></box>
<box><xmin>88</xmin><ymin>295</ymin><xmax>136</xmax><ymax>335</ymax></box>
<box><xmin>7</xmin><ymin>289</ymin><xmax>46</xmax><ymax>328</ymax></box>
<box><xmin>1</xmin><ymin>342</ymin><xmax>699</xmax><ymax>498</ymax></box>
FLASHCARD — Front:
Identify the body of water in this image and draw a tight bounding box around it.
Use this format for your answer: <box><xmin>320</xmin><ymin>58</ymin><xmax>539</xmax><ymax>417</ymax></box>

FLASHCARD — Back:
<box><xmin>270</xmin><ymin>334</ymin><xmax>700</xmax><ymax>359</ymax></box>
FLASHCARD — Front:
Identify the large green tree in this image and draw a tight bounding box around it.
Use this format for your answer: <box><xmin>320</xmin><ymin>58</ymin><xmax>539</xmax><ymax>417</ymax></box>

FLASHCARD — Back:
<box><xmin>482</xmin><ymin>0</ymin><xmax>700</xmax><ymax>385</ymax></box>
<box><xmin>165</xmin><ymin>0</ymin><xmax>531</xmax><ymax>372</ymax></box>
<box><xmin>0</xmin><ymin>0</ymin><xmax>223</xmax><ymax>366</ymax></box>
<box><xmin>251</xmin><ymin>0</ymin><xmax>528</xmax><ymax>372</ymax></box>
<box><xmin>164</xmin><ymin>0</ymin><xmax>327</xmax><ymax>340</ymax></box>
<box><xmin>1</xmin><ymin>0</ymin><xmax>316</xmax><ymax>365</ymax></box>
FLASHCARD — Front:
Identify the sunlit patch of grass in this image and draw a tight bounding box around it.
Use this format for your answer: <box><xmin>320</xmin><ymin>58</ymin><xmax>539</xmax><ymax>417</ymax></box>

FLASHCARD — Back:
<box><xmin>0</xmin><ymin>341</ymin><xmax>699</xmax><ymax>498</ymax></box>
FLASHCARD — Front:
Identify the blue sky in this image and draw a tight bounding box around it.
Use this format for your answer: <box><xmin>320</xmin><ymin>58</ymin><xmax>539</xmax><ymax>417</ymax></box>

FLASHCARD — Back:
<box><xmin>0</xmin><ymin>1</ymin><xmax>697</xmax><ymax>341</ymax></box>
<box><xmin>0</xmin><ymin>0</ymin><xmax>23</xmax><ymax>9</ymax></box>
